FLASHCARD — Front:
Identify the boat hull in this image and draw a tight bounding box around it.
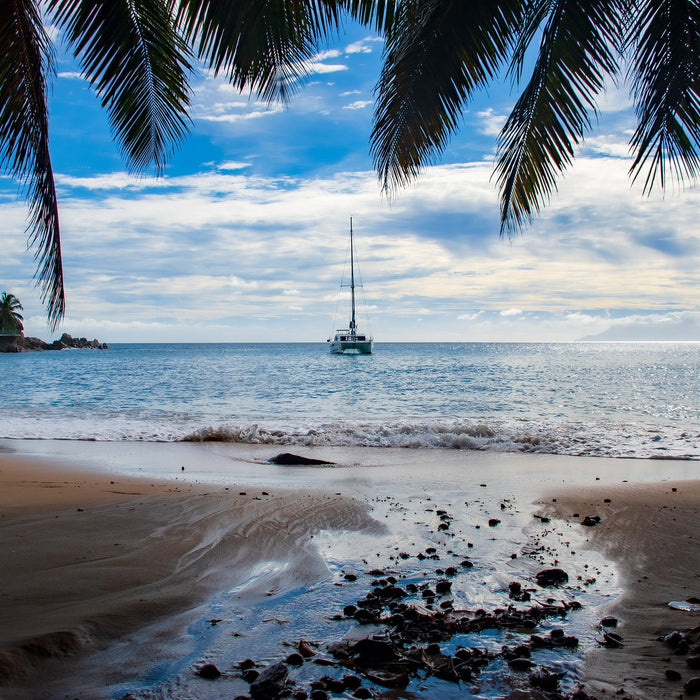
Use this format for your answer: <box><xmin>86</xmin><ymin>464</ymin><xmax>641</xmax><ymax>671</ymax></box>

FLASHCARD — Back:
<box><xmin>329</xmin><ymin>339</ymin><xmax>374</xmax><ymax>355</ymax></box>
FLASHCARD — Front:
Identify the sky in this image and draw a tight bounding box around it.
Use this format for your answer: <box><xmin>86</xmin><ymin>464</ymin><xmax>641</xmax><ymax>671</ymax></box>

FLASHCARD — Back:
<box><xmin>2</xmin><ymin>19</ymin><xmax>700</xmax><ymax>343</ymax></box>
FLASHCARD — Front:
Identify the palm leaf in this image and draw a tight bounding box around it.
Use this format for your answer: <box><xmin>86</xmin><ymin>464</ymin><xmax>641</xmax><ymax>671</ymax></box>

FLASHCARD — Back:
<box><xmin>370</xmin><ymin>0</ymin><xmax>524</xmax><ymax>195</ymax></box>
<box><xmin>177</xmin><ymin>0</ymin><xmax>347</xmax><ymax>103</ymax></box>
<box><xmin>0</xmin><ymin>0</ymin><xmax>65</xmax><ymax>328</ymax></box>
<box><xmin>49</xmin><ymin>0</ymin><xmax>192</xmax><ymax>175</ymax></box>
<box><xmin>628</xmin><ymin>0</ymin><xmax>700</xmax><ymax>193</ymax></box>
<box><xmin>496</xmin><ymin>0</ymin><xmax>625</xmax><ymax>235</ymax></box>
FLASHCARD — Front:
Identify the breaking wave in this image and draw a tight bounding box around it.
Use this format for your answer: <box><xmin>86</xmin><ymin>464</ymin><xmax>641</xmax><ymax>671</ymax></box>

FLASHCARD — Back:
<box><xmin>181</xmin><ymin>418</ymin><xmax>699</xmax><ymax>460</ymax></box>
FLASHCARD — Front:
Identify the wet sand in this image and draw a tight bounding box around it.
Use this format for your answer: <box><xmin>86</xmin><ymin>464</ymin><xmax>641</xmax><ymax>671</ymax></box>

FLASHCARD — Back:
<box><xmin>544</xmin><ymin>479</ymin><xmax>700</xmax><ymax>698</ymax></box>
<box><xmin>0</xmin><ymin>440</ymin><xmax>698</xmax><ymax>698</ymax></box>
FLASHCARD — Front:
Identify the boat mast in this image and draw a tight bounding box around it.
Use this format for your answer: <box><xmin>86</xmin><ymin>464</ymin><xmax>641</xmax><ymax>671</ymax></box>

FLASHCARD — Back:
<box><xmin>349</xmin><ymin>217</ymin><xmax>356</xmax><ymax>334</ymax></box>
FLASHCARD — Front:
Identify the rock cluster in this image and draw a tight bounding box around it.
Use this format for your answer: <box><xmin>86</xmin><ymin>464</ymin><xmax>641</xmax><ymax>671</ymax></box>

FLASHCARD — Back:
<box><xmin>0</xmin><ymin>332</ymin><xmax>107</xmax><ymax>352</ymax></box>
<box><xmin>658</xmin><ymin>625</ymin><xmax>700</xmax><ymax>694</ymax></box>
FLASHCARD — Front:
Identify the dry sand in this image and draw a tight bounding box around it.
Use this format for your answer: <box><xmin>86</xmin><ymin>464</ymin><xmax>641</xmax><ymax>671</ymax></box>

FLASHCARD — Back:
<box><xmin>0</xmin><ymin>443</ymin><xmax>698</xmax><ymax>699</ymax></box>
<box><xmin>544</xmin><ymin>479</ymin><xmax>700</xmax><ymax>698</ymax></box>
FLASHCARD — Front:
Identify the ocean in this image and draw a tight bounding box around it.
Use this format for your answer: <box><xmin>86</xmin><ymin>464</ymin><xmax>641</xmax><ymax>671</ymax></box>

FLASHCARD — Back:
<box><xmin>2</xmin><ymin>341</ymin><xmax>698</xmax><ymax>459</ymax></box>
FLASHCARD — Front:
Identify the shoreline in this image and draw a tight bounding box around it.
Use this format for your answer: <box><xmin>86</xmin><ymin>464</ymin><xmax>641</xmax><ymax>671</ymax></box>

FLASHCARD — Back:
<box><xmin>1</xmin><ymin>440</ymin><xmax>698</xmax><ymax>698</ymax></box>
<box><xmin>544</xmin><ymin>480</ymin><xmax>700</xmax><ymax>698</ymax></box>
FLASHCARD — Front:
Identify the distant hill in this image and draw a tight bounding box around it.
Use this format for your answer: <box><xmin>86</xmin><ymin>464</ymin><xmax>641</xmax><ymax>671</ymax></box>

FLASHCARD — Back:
<box><xmin>580</xmin><ymin>316</ymin><xmax>700</xmax><ymax>341</ymax></box>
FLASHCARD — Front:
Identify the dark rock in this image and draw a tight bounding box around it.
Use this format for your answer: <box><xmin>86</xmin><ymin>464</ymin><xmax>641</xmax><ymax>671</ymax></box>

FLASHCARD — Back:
<box><xmin>310</xmin><ymin>690</ymin><xmax>329</xmax><ymax>700</ymax></box>
<box><xmin>688</xmin><ymin>656</ymin><xmax>700</xmax><ymax>670</ymax></box>
<box><xmin>665</xmin><ymin>668</ymin><xmax>682</xmax><ymax>681</ymax></box>
<box><xmin>197</xmin><ymin>663</ymin><xmax>221</xmax><ymax>679</ymax></box>
<box><xmin>285</xmin><ymin>652</ymin><xmax>304</xmax><ymax>666</ymax></box>
<box><xmin>240</xmin><ymin>658</ymin><xmax>257</xmax><ymax>670</ymax></box>
<box><xmin>1</xmin><ymin>332</ymin><xmax>108</xmax><ymax>353</ymax></box>
<box><xmin>535</xmin><ymin>568</ymin><xmax>569</xmax><ymax>587</ymax></box>
<box><xmin>269</xmin><ymin>453</ymin><xmax>335</xmax><ymax>465</ymax></box>
<box><xmin>242</xmin><ymin>669</ymin><xmax>259</xmax><ymax>683</ymax></box>
<box><xmin>600</xmin><ymin>616</ymin><xmax>618</xmax><ymax>627</ymax></box>
<box><xmin>350</xmin><ymin>637</ymin><xmax>397</xmax><ymax>665</ymax></box>
<box><xmin>352</xmin><ymin>689</ymin><xmax>373</xmax><ymax>699</ymax></box>
<box><xmin>530</xmin><ymin>670</ymin><xmax>564</xmax><ymax>691</ymax></box>
<box><xmin>343</xmin><ymin>674</ymin><xmax>362</xmax><ymax>690</ymax></box>
<box><xmin>581</xmin><ymin>515</ymin><xmax>601</xmax><ymax>526</ymax></box>
<box><xmin>509</xmin><ymin>657</ymin><xmax>535</xmax><ymax>671</ymax></box>
<box><xmin>298</xmin><ymin>640</ymin><xmax>316</xmax><ymax>658</ymax></box>
<box><xmin>249</xmin><ymin>662</ymin><xmax>289</xmax><ymax>699</ymax></box>
<box><xmin>435</xmin><ymin>579</ymin><xmax>452</xmax><ymax>595</ymax></box>
<box><xmin>685</xmin><ymin>677</ymin><xmax>700</xmax><ymax>695</ymax></box>
<box><xmin>488</xmin><ymin>518</ymin><xmax>501</xmax><ymax>527</ymax></box>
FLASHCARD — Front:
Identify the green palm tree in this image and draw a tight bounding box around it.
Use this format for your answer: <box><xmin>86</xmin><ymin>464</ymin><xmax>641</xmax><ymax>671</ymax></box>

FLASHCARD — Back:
<box><xmin>0</xmin><ymin>292</ymin><xmax>24</xmax><ymax>334</ymax></box>
<box><xmin>372</xmin><ymin>0</ymin><xmax>700</xmax><ymax>234</ymax></box>
<box><xmin>3</xmin><ymin>1</ymin><xmax>700</xmax><ymax>328</ymax></box>
<box><xmin>1</xmin><ymin>0</ymin><xmax>393</xmax><ymax>329</ymax></box>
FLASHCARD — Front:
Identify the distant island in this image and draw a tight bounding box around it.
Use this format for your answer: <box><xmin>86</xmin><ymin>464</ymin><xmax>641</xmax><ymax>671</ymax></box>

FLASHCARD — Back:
<box><xmin>0</xmin><ymin>332</ymin><xmax>108</xmax><ymax>353</ymax></box>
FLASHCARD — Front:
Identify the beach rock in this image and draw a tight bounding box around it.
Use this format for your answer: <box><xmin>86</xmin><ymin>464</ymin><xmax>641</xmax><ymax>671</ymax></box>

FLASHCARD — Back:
<box><xmin>509</xmin><ymin>657</ymin><xmax>535</xmax><ymax>671</ymax></box>
<box><xmin>685</xmin><ymin>677</ymin><xmax>700</xmax><ymax>695</ymax></box>
<box><xmin>600</xmin><ymin>616</ymin><xmax>618</xmax><ymax>627</ymax></box>
<box><xmin>488</xmin><ymin>518</ymin><xmax>501</xmax><ymax>527</ymax></box>
<box><xmin>342</xmin><ymin>674</ymin><xmax>362</xmax><ymax>690</ymax></box>
<box><xmin>249</xmin><ymin>662</ymin><xmax>289</xmax><ymax>699</ymax></box>
<box><xmin>269</xmin><ymin>453</ymin><xmax>335</xmax><ymax>465</ymax></box>
<box><xmin>435</xmin><ymin>579</ymin><xmax>452</xmax><ymax>595</ymax></box>
<box><xmin>298</xmin><ymin>639</ymin><xmax>316</xmax><ymax>658</ymax></box>
<box><xmin>581</xmin><ymin>515</ymin><xmax>601</xmax><ymax>526</ymax></box>
<box><xmin>197</xmin><ymin>663</ymin><xmax>221</xmax><ymax>679</ymax></box>
<box><xmin>285</xmin><ymin>652</ymin><xmax>304</xmax><ymax>666</ymax></box>
<box><xmin>665</xmin><ymin>668</ymin><xmax>682</xmax><ymax>681</ymax></box>
<box><xmin>350</xmin><ymin>638</ymin><xmax>397</xmax><ymax>665</ymax></box>
<box><xmin>688</xmin><ymin>656</ymin><xmax>700</xmax><ymax>670</ymax></box>
<box><xmin>535</xmin><ymin>568</ymin><xmax>569</xmax><ymax>587</ymax></box>
<box><xmin>352</xmin><ymin>689</ymin><xmax>373</xmax><ymax>699</ymax></box>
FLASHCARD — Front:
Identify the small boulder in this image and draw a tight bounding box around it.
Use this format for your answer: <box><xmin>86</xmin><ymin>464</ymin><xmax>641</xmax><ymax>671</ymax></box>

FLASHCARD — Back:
<box><xmin>249</xmin><ymin>662</ymin><xmax>289</xmax><ymax>699</ymax></box>
<box><xmin>535</xmin><ymin>568</ymin><xmax>569</xmax><ymax>587</ymax></box>
<box><xmin>269</xmin><ymin>453</ymin><xmax>334</xmax><ymax>465</ymax></box>
<box><xmin>197</xmin><ymin>663</ymin><xmax>221</xmax><ymax>679</ymax></box>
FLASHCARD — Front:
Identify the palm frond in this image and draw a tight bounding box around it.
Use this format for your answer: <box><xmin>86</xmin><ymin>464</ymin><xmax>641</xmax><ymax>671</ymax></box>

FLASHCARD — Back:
<box><xmin>342</xmin><ymin>0</ymin><xmax>396</xmax><ymax>33</ymax></box>
<box><xmin>49</xmin><ymin>0</ymin><xmax>192</xmax><ymax>175</ymax></box>
<box><xmin>0</xmin><ymin>0</ymin><xmax>65</xmax><ymax>328</ymax></box>
<box><xmin>370</xmin><ymin>0</ymin><xmax>524</xmax><ymax>195</ymax></box>
<box><xmin>496</xmin><ymin>0</ymin><xmax>624</xmax><ymax>235</ymax></box>
<box><xmin>628</xmin><ymin>0</ymin><xmax>700</xmax><ymax>193</ymax></box>
<box><xmin>177</xmin><ymin>0</ymin><xmax>345</xmax><ymax>103</ymax></box>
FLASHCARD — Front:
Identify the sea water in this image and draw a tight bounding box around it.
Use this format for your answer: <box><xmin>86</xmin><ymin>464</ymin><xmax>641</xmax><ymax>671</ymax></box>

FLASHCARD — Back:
<box><xmin>1</xmin><ymin>341</ymin><xmax>699</xmax><ymax>459</ymax></box>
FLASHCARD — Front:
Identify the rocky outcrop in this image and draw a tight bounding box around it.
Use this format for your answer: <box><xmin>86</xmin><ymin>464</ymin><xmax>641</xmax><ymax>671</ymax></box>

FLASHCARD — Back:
<box><xmin>0</xmin><ymin>333</ymin><xmax>108</xmax><ymax>353</ymax></box>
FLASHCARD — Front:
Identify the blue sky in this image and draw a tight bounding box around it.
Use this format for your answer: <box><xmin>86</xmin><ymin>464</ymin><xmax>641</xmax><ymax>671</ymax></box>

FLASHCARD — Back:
<box><xmin>2</xmin><ymin>19</ymin><xmax>700</xmax><ymax>342</ymax></box>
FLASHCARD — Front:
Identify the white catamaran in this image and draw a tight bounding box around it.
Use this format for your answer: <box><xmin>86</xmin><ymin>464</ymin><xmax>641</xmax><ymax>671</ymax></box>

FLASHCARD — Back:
<box><xmin>328</xmin><ymin>218</ymin><xmax>374</xmax><ymax>354</ymax></box>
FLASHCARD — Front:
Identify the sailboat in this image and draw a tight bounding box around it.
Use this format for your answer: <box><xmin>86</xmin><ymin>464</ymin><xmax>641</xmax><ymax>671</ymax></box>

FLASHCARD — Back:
<box><xmin>328</xmin><ymin>218</ymin><xmax>374</xmax><ymax>354</ymax></box>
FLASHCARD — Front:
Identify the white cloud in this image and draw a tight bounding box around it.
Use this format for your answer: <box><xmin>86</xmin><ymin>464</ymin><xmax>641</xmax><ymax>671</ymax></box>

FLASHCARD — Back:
<box><xmin>343</xmin><ymin>100</ymin><xmax>372</xmax><ymax>111</ymax></box>
<box><xmin>345</xmin><ymin>37</ymin><xmax>383</xmax><ymax>54</ymax></box>
<box><xmin>8</xmin><ymin>154</ymin><xmax>700</xmax><ymax>342</ymax></box>
<box><xmin>306</xmin><ymin>62</ymin><xmax>348</xmax><ymax>75</ymax></box>
<box><xmin>476</xmin><ymin>108</ymin><xmax>507</xmax><ymax>137</ymax></box>
<box><xmin>229</xmin><ymin>276</ymin><xmax>259</xmax><ymax>289</ymax></box>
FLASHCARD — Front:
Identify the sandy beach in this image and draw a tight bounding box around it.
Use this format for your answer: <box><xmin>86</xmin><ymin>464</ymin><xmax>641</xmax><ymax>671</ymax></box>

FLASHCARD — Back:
<box><xmin>0</xmin><ymin>439</ymin><xmax>698</xmax><ymax>699</ymax></box>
